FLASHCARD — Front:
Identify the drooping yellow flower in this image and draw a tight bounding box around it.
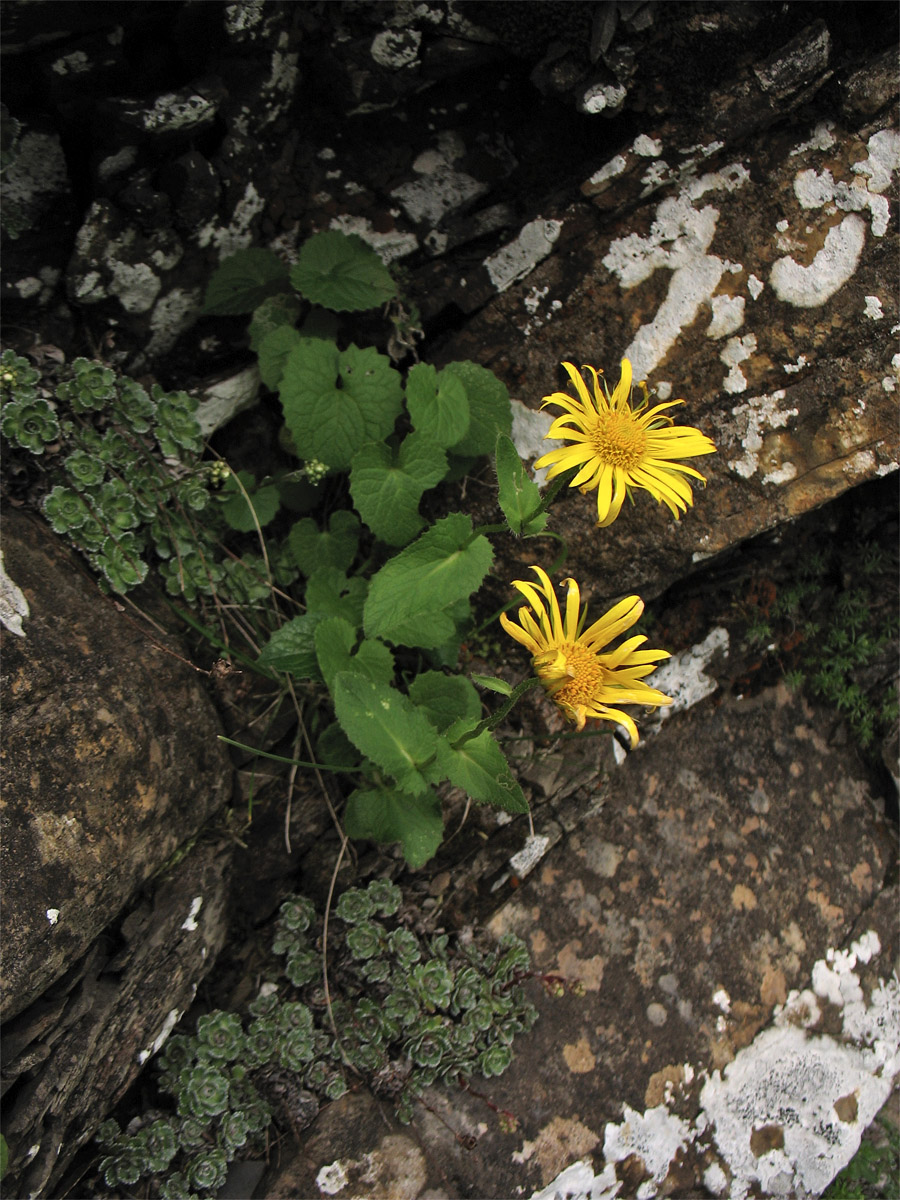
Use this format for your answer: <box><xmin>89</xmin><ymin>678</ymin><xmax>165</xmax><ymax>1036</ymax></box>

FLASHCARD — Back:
<box><xmin>500</xmin><ymin>566</ymin><xmax>672</xmax><ymax>745</ymax></box>
<box><xmin>534</xmin><ymin>358</ymin><xmax>716</xmax><ymax>526</ymax></box>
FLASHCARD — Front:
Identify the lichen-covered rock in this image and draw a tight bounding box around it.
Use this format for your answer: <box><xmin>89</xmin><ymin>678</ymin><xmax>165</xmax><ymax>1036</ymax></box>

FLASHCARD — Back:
<box><xmin>265</xmin><ymin>682</ymin><xmax>897</xmax><ymax>1199</ymax></box>
<box><xmin>433</xmin><ymin>88</ymin><xmax>898</xmax><ymax>605</ymax></box>
<box><xmin>0</xmin><ymin>507</ymin><xmax>232</xmax><ymax>1022</ymax></box>
<box><xmin>0</xmin><ymin>117</ymin><xmax>77</xmax><ymax>309</ymax></box>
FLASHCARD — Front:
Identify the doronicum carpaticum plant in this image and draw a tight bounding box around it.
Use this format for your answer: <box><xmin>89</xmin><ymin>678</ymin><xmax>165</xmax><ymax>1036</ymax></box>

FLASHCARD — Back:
<box><xmin>204</xmin><ymin>234</ymin><xmax>717</xmax><ymax>867</ymax></box>
<box><xmin>94</xmin><ymin>881</ymin><xmax>544</xmax><ymax>1197</ymax></box>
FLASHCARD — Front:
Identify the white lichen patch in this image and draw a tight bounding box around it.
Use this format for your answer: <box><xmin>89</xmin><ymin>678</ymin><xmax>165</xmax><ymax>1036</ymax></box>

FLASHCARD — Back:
<box><xmin>769</xmin><ymin>214</ymin><xmax>866</xmax><ymax>308</ymax></box>
<box><xmin>137</xmin><ymin>1007</ymin><xmax>182</xmax><ymax>1065</ymax></box>
<box><xmin>852</xmin><ymin>931</ymin><xmax>881</xmax><ymax>964</ymax></box>
<box><xmin>793</xmin><ymin>167</ymin><xmax>836</xmax><ymax>209</ymax></box>
<box><xmin>1</xmin><ymin>132</ymin><xmax>69</xmax><ymax>217</ymax></box>
<box><xmin>761</xmin><ymin>459</ymin><xmax>798</xmax><ymax>487</ymax></box>
<box><xmin>484</xmin><ymin>218</ymin><xmax>562</xmax><ymax>293</ymax></box>
<box><xmin>706</xmin><ymin>294</ymin><xmax>745</xmax><ymax>339</ymax></box>
<box><xmin>196</xmin><ymin>364</ymin><xmax>261</xmax><ymax>436</ymax></box>
<box><xmin>790</xmin><ymin>121</ymin><xmax>836</xmax><ymax>156</ymax></box>
<box><xmin>864</xmin><ymin>295</ymin><xmax>884</xmax><ymax>320</ymax></box>
<box><xmin>0</xmin><ymin>549</ymin><xmax>29</xmax><ymax>637</ymax></box>
<box><xmin>713</xmin><ymin>987</ymin><xmax>732</xmax><ymax>1013</ymax></box>
<box><xmin>316</xmin><ymin>1160</ymin><xmax>349</xmax><ymax>1195</ymax></box>
<box><xmin>640</xmin><ymin>160</ymin><xmax>671</xmax><ymax>193</ymax></box>
<box><xmin>645</xmin><ymin>628</ymin><xmax>729</xmax><ymax>728</ymax></box>
<box><xmin>852</xmin><ymin>128</ymin><xmax>900</xmax><ymax>195</ymax></box>
<box><xmin>196</xmin><ymin>182</ymin><xmax>265</xmax><ymax>259</ymax></box>
<box><xmin>586</xmin><ymin>154</ymin><xmax>628</xmax><ymax>187</ymax></box>
<box><xmin>46</xmin><ymin>908</ymin><xmax>60</xmax><ymax>925</ymax></box>
<box><xmin>724</xmin><ymin>390</ymin><xmax>799</xmax><ymax>479</ymax></box>
<box><xmin>581</xmin><ymin>82</ymin><xmax>627</xmax><ymax>115</ymax></box>
<box><xmin>225</xmin><ymin>1</ymin><xmax>265</xmax><ymax>35</ymax></box>
<box><xmin>719</xmin><ymin>333</ymin><xmax>757</xmax><ymax>395</ymax></box>
<box><xmin>529</xmin><ymin>1159</ymin><xmax>622</xmax><ymax>1200</ymax></box>
<box><xmin>391</xmin><ymin>133</ymin><xmax>486</xmax><ymax>227</ymax></box>
<box><xmin>109</xmin><ymin>260</ymin><xmax>161</xmax><ymax>314</ymax></box>
<box><xmin>510</xmin><ymin>400</ymin><xmax>559</xmax><ymax>487</ymax></box>
<box><xmin>143</xmin><ymin>286</ymin><xmax>203</xmax><ymax>363</ymax></box>
<box><xmin>371</xmin><ymin>27</ymin><xmax>422</xmax><ymax>69</ymax></box>
<box><xmin>260</xmin><ymin>32</ymin><xmax>299</xmax><ymax>124</ymax></box>
<box><xmin>509</xmin><ymin>835</ymin><xmax>551</xmax><ymax>879</ymax></box>
<box><xmin>181</xmin><ymin>896</ymin><xmax>203</xmax><ymax>932</ymax></box>
<box><xmin>783</xmin><ymin>353</ymin><xmax>809</xmax><ymax>374</ymax></box>
<box><xmin>603</xmin><ymin>164</ymin><xmax>750</xmax><ymax>380</ymax></box>
<box><xmin>700</xmin><ymin>1021</ymin><xmax>897</xmax><ymax>1199</ymax></box>
<box><xmin>51</xmin><ymin>50</ymin><xmax>91</xmax><ymax>76</ymax></box>
<box><xmin>747</xmin><ymin>273</ymin><xmax>764</xmax><ymax>300</ymax></box>
<box><xmin>97</xmin><ymin>145</ymin><xmax>138</xmax><ymax>183</ymax></box>
<box><xmin>136</xmin><ymin>92</ymin><xmax>217</xmax><ymax>134</ymax></box>
<box><xmin>603</xmin><ymin>1104</ymin><xmax>692</xmax><ymax>1185</ymax></box>
<box><xmin>775</xmin><ymin>987</ymin><xmax>822</xmax><ymax>1030</ymax></box>
<box><xmin>634</xmin><ymin>135</ymin><xmax>663</xmax><ymax>157</ymax></box>
<box><xmin>328</xmin><ymin>214</ymin><xmax>417</xmax><ymax>263</ymax></box>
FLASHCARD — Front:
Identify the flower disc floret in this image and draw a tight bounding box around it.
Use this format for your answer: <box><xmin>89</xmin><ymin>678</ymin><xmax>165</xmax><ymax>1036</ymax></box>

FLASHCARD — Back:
<box><xmin>534</xmin><ymin>358</ymin><xmax>716</xmax><ymax>526</ymax></box>
<box><xmin>500</xmin><ymin>566</ymin><xmax>672</xmax><ymax>746</ymax></box>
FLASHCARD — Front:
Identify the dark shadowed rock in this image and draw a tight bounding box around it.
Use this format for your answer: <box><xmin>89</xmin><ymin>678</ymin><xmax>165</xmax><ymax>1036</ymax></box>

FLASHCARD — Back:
<box><xmin>1</xmin><ymin>837</ymin><xmax>233</xmax><ymax>1199</ymax></box>
<box><xmin>0</xmin><ymin>507</ymin><xmax>232</xmax><ymax>1021</ymax></box>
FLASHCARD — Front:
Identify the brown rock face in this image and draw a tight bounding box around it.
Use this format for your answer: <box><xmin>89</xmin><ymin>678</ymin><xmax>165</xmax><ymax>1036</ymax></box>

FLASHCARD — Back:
<box><xmin>432</xmin><ymin>104</ymin><xmax>899</xmax><ymax>607</ymax></box>
<box><xmin>0</xmin><ymin>507</ymin><xmax>232</xmax><ymax>1020</ymax></box>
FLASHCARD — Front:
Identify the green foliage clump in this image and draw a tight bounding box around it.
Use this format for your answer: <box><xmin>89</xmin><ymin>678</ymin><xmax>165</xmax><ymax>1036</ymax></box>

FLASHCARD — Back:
<box><xmin>1</xmin><ymin>230</ymin><xmax>557</xmax><ymax>866</ymax></box>
<box><xmin>742</xmin><ymin>531</ymin><xmax>899</xmax><ymax>756</ymax></box>
<box><xmin>95</xmin><ymin>881</ymin><xmax>539</xmax><ymax>1195</ymax></box>
<box><xmin>201</xmin><ymin>232</ymin><xmax>549</xmax><ymax>865</ymax></box>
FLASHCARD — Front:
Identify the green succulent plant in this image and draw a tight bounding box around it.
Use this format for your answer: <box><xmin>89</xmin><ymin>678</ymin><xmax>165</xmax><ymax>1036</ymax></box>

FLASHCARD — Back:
<box><xmin>1</xmin><ymin>395</ymin><xmax>59</xmax><ymax>452</ymax></box>
<box><xmin>94</xmin><ymin>880</ymin><xmax>540</xmax><ymax>1196</ymax></box>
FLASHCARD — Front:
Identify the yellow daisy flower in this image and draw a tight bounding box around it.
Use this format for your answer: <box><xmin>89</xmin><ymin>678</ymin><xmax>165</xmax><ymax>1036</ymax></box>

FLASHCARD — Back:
<box><xmin>534</xmin><ymin>358</ymin><xmax>716</xmax><ymax>526</ymax></box>
<box><xmin>500</xmin><ymin>566</ymin><xmax>672</xmax><ymax>745</ymax></box>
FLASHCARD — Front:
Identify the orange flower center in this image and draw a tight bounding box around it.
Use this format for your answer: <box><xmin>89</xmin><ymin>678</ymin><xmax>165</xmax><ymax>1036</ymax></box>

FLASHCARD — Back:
<box><xmin>590</xmin><ymin>410</ymin><xmax>647</xmax><ymax>471</ymax></box>
<box><xmin>538</xmin><ymin>642</ymin><xmax>606</xmax><ymax>708</ymax></box>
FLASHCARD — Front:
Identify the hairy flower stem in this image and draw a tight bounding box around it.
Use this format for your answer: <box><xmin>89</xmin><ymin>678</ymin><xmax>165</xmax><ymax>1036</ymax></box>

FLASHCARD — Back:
<box><xmin>473</xmin><ymin>469</ymin><xmax>575</xmax><ymax>539</ymax></box>
<box><xmin>453</xmin><ymin>677</ymin><xmax>543</xmax><ymax>746</ymax></box>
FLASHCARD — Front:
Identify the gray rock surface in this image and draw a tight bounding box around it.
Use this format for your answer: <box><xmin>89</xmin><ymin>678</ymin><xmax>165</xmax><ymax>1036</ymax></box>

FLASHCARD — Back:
<box><xmin>258</xmin><ymin>682</ymin><xmax>898</xmax><ymax>1199</ymax></box>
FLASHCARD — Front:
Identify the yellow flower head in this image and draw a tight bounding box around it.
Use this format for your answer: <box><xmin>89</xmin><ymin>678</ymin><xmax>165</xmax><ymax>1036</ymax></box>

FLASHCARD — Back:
<box><xmin>500</xmin><ymin>566</ymin><xmax>672</xmax><ymax>746</ymax></box>
<box><xmin>534</xmin><ymin>358</ymin><xmax>716</xmax><ymax>527</ymax></box>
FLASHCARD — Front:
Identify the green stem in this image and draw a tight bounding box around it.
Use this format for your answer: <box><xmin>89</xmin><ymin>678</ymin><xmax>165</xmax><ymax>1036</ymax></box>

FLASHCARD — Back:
<box><xmin>529</xmin><ymin>469</ymin><xmax>574</xmax><ymax>520</ymax></box>
<box><xmin>472</xmin><ymin>467</ymin><xmax>576</xmax><ymax>539</ymax></box>
<box><xmin>218</xmin><ymin>735</ymin><xmax>358</xmax><ymax>773</ymax></box>
<box><xmin>453</xmin><ymin>676</ymin><xmax>543</xmax><ymax>746</ymax></box>
<box><xmin>167</xmin><ymin>601</ymin><xmax>278</xmax><ymax>679</ymax></box>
